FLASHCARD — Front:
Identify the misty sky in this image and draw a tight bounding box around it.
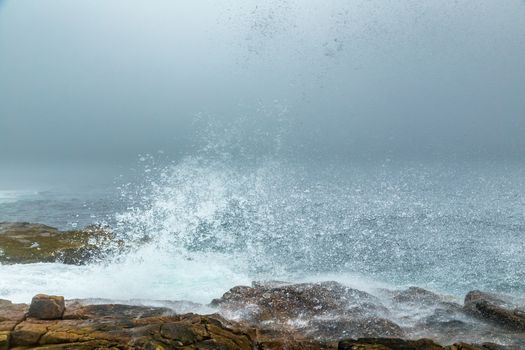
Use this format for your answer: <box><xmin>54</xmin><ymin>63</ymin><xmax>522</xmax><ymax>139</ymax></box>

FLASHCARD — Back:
<box><xmin>1</xmin><ymin>0</ymin><xmax>524</xmax><ymax>167</ymax></box>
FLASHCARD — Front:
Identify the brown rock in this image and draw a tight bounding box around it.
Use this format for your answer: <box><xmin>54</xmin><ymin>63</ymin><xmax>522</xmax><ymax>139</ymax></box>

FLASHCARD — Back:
<box><xmin>0</xmin><ymin>299</ymin><xmax>28</xmax><ymax>331</ymax></box>
<box><xmin>0</xmin><ymin>331</ymin><xmax>9</xmax><ymax>350</ymax></box>
<box><xmin>310</xmin><ymin>317</ymin><xmax>404</xmax><ymax>340</ymax></box>
<box><xmin>63</xmin><ymin>302</ymin><xmax>171</xmax><ymax>320</ymax></box>
<box><xmin>28</xmin><ymin>294</ymin><xmax>65</xmax><ymax>320</ymax></box>
<box><xmin>450</xmin><ymin>344</ymin><xmax>488</xmax><ymax>350</ymax></box>
<box><xmin>259</xmin><ymin>339</ymin><xmax>336</xmax><ymax>350</ymax></box>
<box><xmin>212</xmin><ymin>281</ymin><xmax>402</xmax><ymax>343</ymax></box>
<box><xmin>393</xmin><ymin>287</ymin><xmax>444</xmax><ymax>304</ymax></box>
<box><xmin>254</xmin><ymin>327</ymin><xmax>337</xmax><ymax>350</ymax></box>
<box><xmin>213</xmin><ymin>281</ymin><xmax>382</xmax><ymax>323</ymax></box>
<box><xmin>159</xmin><ymin>322</ymin><xmax>200</xmax><ymax>345</ymax></box>
<box><xmin>479</xmin><ymin>343</ymin><xmax>522</xmax><ymax>350</ymax></box>
<box><xmin>464</xmin><ymin>290</ymin><xmax>525</xmax><ymax>331</ymax></box>
<box><xmin>338</xmin><ymin>338</ymin><xmax>444</xmax><ymax>350</ymax></box>
<box><xmin>11</xmin><ymin>321</ymin><xmax>49</xmax><ymax>346</ymax></box>
<box><xmin>391</xmin><ymin>287</ymin><xmax>463</xmax><ymax>315</ymax></box>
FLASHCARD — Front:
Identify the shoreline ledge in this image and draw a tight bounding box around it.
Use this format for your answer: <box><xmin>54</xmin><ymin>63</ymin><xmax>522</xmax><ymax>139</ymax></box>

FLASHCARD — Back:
<box><xmin>0</xmin><ymin>283</ymin><xmax>524</xmax><ymax>350</ymax></box>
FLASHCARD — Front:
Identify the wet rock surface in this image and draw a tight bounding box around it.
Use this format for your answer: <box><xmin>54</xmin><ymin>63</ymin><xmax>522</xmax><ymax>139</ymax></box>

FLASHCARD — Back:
<box><xmin>0</xmin><ymin>222</ymin><xmax>120</xmax><ymax>264</ymax></box>
<box><xmin>386</xmin><ymin>287</ymin><xmax>525</xmax><ymax>347</ymax></box>
<box><xmin>464</xmin><ymin>291</ymin><xmax>525</xmax><ymax>331</ymax></box>
<box><xmin>337</xmin><ymin>338</ymin><xmax>522</xmax><ymax>350</ymax></box>
<box><xmin>212</xmin><ymin>281</ymin><xmax>398</xmax><ymax>341</ymax></box>
<box><xmin>338</xmin><ymin>338</ymin><xmax>445</xmax><ymax>350</ymax></box>
<box><xmin>214</xmin><ymin>282</ymin><xmax>525</xmax><ymax>348</ymax></box>
<box><xmin>0</xmin><ymin>286</ymin><xmax>524</xmax><ymax>349</ymax></box>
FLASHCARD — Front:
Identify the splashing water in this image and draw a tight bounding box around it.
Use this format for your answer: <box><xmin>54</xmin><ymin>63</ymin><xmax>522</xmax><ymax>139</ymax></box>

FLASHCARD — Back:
<box><xmin>1</xmin><ymin>150</ymin><xmax>524</xmax><ymax>305</ymax></box>
<box><xmin>115</xmin><ymin>155</ymin><xmax>525</xmax><ymax>294</ymax></box>
<box><xmin>1</xmin><ymin>108</ymin><xmax>524</xmax><ymax>305</ymax></box>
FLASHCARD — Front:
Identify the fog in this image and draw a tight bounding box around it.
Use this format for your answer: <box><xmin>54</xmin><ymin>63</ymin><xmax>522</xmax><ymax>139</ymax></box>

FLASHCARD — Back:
<box><xmin>1</xmin><ymin>0</ymin><xmax>524</xmax><ymax>173</ymax></box>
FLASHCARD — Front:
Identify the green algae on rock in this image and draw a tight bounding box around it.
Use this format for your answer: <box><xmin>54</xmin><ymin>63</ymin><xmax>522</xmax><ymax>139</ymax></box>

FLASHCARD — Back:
<box><xmin>0</xmin><ymin>222</ymin><xmax>119</xmax><ymax>265</ymax></box>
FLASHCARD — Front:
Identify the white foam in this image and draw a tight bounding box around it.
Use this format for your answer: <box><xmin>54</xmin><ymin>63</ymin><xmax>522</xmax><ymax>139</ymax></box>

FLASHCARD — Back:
<box><xmin>0</xmin><ymin>247</ymin><xmax>251</xmax><ymax>305</ymax></box>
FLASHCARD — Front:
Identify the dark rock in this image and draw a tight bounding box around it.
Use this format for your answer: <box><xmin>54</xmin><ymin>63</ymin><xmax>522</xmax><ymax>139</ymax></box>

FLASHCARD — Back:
<box><xmin>393</xmin><ymin>287</ymin><xmax>444</xmax><ymax>304</ymax></box>
<box><xmin>160</xmin><ymin>322</ymin><xmax>201</xmax><ymax>345</ymax></box>
<box><xmin>447</xmin><ymin>343</ymin><xmax>522</xmax><ymax>350</ymax></box>
<box><xmin>28</xmin><ymin>294</ymin><xmax>65</xmax><ymax>320</ymax></box>
<box><xmin>480</xmin><ymin>343</ymin><xmax>522</xmax><ymax>350</ymax></box>
<box><xmin>391</xmin><ymin>287</ymin><xmax>462</xmax><ymax>312</ymax></box>
<box><xmin>464</xmin><ymin>290</ymin><xmax>525</xmax><ymax>331</ymax></box>
<box><xmin>418</xmin><ymin>307</ymin><xmax>473</xmax><ymax>333</ymax></box>
<box><xmin>338</xmin><ymin>338</ymin><xmax>444</xmax><ymax>350</ymax></box>
<box><xmin>338</xmin><ymin>338</ymin><xmax>518</xmax><ymax>350</ymax></box>
<box><xmin>213</xmin><ymin>281</ymin><xmax>382</xmax><ymax>323</ymax></box>
<box><xmin>465</xmin><ymin>291</ymin><xmax>509</xmax><ymax>308</ymax></box>
<box><xmin>310</xmin><ymin>317</ymin><xmax>404</xmax><ymax>340</ymax></box>
<box><xmin>212</xmin><ymin>281</ymin><xmax>403</xmax><ymax>343</ymax></box>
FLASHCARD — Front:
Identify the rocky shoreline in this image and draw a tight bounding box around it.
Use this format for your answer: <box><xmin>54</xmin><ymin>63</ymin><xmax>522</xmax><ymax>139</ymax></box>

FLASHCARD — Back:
<box><xmin>1</xmin><ymin>284</ymin><xmax>524</xmax><ymax>350</ymax></box>
<box><xmin>1</xmin><ymin>223</ymin><xmax>524</xmax><ymax>349</ymax></box>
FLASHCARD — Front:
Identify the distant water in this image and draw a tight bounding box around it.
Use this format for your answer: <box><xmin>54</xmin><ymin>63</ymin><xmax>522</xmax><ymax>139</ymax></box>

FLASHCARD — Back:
<box><xmin>0</xmin><ymin>158</ymin><xmax>524</xmax><ymax>305</ymax></box>
<box><xmin>0</xmin><ymin>186</ymin><xmax>122</xmax><ymax>230</ymax></box>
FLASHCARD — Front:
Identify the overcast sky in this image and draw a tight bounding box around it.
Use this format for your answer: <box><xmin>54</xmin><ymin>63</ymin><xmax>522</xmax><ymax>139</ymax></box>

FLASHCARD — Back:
<box><xmin>1</xmin><ymin>0</ymin><xmax>524</xmax><ymax>167</ymax></box>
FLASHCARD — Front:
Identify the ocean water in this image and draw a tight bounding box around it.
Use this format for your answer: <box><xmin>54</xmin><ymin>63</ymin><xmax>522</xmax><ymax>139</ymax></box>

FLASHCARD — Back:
<box><xmin>1</xmin><ymin>157</ymin><xmax>524</xmax><ymax>305</ymax></box>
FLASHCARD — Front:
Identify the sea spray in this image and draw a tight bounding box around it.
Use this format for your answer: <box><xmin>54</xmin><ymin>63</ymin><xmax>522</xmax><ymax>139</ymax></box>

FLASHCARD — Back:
<box><xmin>109</xmin><ymin>152</ymin><xmax>525</xmax><ymax>298</ymax></box>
